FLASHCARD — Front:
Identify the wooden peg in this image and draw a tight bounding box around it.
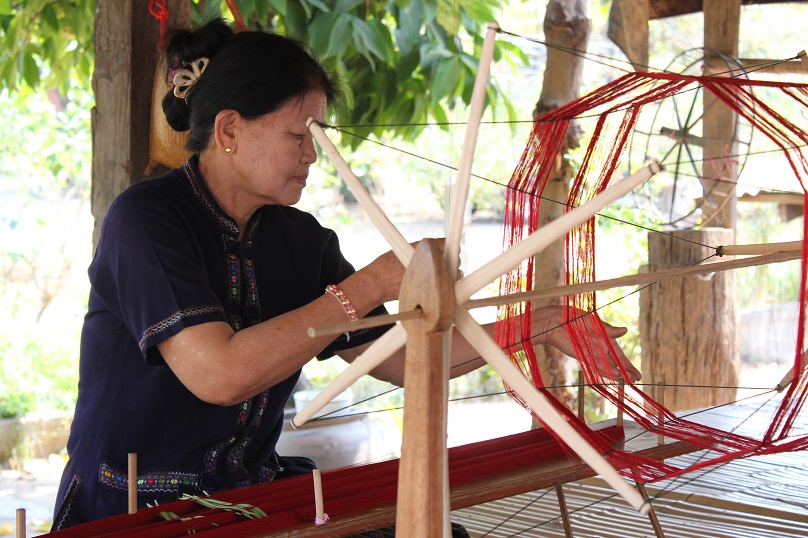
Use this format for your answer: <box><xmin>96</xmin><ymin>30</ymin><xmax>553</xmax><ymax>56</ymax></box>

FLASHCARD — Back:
<box><xmin>616</xmin><ymin>380</ymin><xmax>624</xmax><ymax>428</ymax></box>
<box><xmin>555</xmin><ymin>484</ymin><xmax>574</xmax><ymax>538</ymax></box>
<box><xmin>313</xmin><ymin>469</ymin><xmax>328</xmax><ymax>525</ymax></box>
<box><xmin>16</xmin><ymin>508</ymin><xmax>26</xmax><ymax>538</ymax></box>
<box><xmin>128</xmin><ymin>453</ymin><xmax>137</xmax><ymax>514</ymax></box>
<box><xmin>637</xmin><ymin>482</ymin><xmax>666</xmax><ymax>538</ymax></box>
<box><xmin>657</xmin><ymin>380</ymin><xmax>665</xmax><ymax>446</ymax></box>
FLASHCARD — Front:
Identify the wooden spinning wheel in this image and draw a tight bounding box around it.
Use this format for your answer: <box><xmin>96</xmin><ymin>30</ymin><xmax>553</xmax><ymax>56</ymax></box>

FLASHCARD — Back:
<box><xmin>295</xmin><ymin>23</ymin><xmax>661</xmax><ymax>536</ymax></box>
<box><xmin>627</xmin><ymin>48</ymin><xmax>754</xmax><ymax>229</ymax></box>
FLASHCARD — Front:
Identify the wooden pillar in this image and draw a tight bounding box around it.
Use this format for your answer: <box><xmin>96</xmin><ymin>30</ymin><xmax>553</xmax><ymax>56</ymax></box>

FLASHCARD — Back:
<box><xmin>701</xmin><ymin>0</ymin><xmax>741</xmax><ymax>229</ymax></box>
<box><xmin>607</xmin><ymin>0</ymin><xmax>650</xmax><ymax>72</ymax></box>
<box><xmin>91</xmin><ymin>0</ymin><xmax>191</xmax><ymax>247</ymax></box>
<box><xmin>639</xmin><ymin>229</ymin><xmax>740</xmax><ymax>411</ymax></box>
<box><xmin>396</xmin><ymin>240</ymin><xmax>455</xmax><ymax>536</ymax></box>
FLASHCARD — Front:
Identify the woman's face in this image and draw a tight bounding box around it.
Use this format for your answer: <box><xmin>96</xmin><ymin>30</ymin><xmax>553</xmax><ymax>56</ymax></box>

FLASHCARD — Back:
<box><xmin>234</xmin><ymin>90</ymin><xmax>327</xmax><ymax>207</ymax></box>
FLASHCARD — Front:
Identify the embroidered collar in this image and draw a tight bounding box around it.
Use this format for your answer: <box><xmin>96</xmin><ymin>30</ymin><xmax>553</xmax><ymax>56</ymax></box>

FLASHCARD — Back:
<box><xmin>181</xmin><ymin>157</ymin><xmax>261</xmax><ymax>241</ymax></box>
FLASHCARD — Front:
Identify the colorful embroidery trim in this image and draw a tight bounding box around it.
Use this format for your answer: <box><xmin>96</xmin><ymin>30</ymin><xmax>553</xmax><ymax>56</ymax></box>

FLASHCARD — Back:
<box><xmin>98</xmin><ymin>462</ymin><xmax>200</xmax><ymax>494</ymax></box>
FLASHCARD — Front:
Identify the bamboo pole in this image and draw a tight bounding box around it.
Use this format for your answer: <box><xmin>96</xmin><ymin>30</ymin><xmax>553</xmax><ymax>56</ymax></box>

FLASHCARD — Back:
<box><xmin>454</xmin><ymin>308</ymin><xmax>651</xmax><ymax>514</ymax></box>
<box><xmin>445</xmin><ymin>22</ymin><xmax>499</xmax><ymax>280</ymax></box>
<box><xmin>292</xmin><ymin>325</ymin><xmax>406</xmax><ymax>428</ymax></box>
<box><xmin>307</xmin><ymin>120</ymin><xmax>414</xmax><ymax>266</ymax></box>
<box><xmin>455</xmin><ymin>162</ymin><xmax>660</xmax><ymax>303</ymax></box>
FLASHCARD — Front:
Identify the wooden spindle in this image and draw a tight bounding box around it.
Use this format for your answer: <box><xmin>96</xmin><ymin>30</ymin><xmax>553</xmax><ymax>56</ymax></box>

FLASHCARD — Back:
<box><xmin>616</xmin><ymin>380</ymin><xmax>624</xmax><ymax>428</ymax></box>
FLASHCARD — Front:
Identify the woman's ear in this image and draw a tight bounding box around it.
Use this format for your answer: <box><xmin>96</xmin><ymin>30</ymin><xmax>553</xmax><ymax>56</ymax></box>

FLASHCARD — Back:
<box><xmin>213</xmin><ymin>109</ymin><xmax>242</xmax><ymax>155</ymax></box>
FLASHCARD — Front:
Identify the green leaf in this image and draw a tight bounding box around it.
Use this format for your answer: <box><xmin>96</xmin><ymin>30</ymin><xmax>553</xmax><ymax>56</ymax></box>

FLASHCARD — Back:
<box><xmin>41</xmin><ymin>4</ymin><xmax>59</xmax><ymax>33</ymax></box>
<box><xmin>334</xmin><ymin>0</ymin><xmax>364</xmax><ymax>13</ymax></box>
<box><xmin>353</xmin><ymin>19</ymin><xmax>392</xmax><ymax>63</ymax></box>
<box><xmin>308</xmin><ymin>12</ymin><xmax>338</xmax><ymax>56</ymax></box>
<box><xmin>22</xmin><ymin>51</ymin><xmax>40</xmax><ymax>88</ymax></box>
<box><xmin>430</xmin><ymin>57</ymin><xmax>454</xmax><ymax>105</ymax></box>
<box><xmin>325</xmin><ymin>14</ymin><xmax>352</xmax><ymax>57</ymax></box>
<box><xmin>268</xmin><ymin>0</ymin><xmax>287</xmax><ymax>16</ymax></box>
<box><xmin>0</xmin><ymin>0</ymin><xmax>11</xmax><ymax>15</ymax></box>
<box><xmin>303</xmin><ymin>0</ymin><xmax>330</xmax><ymax>13</ymax></box>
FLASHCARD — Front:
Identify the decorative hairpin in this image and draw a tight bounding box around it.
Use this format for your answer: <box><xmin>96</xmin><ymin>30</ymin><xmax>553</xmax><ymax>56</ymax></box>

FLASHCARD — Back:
<box><xmin>173</xmin><ymin>57</ymin><xmax>209</xmax><ymax>100</ymax></box>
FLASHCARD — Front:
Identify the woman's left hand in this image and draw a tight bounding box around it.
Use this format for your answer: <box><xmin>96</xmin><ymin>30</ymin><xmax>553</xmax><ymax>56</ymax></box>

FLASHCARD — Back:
<box><xmin>533</xmin><ymin>306</ymin><xmax>642</xmax><ymax>384</ymax></box>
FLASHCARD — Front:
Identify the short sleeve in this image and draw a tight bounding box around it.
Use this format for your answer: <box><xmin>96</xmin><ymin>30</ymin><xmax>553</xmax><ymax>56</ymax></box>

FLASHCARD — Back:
<box><xmin>89</xmin><ymin>190</ymin><xmax>228</xmax><ymax>363</ymax></box>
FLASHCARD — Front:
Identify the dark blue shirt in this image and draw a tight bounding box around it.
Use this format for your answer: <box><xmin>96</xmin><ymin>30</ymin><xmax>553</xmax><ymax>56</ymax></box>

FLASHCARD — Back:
<box><xmin>52</xmin><ymin>158</ymin><xmax>388</xmax><ymax>529</ymax></box>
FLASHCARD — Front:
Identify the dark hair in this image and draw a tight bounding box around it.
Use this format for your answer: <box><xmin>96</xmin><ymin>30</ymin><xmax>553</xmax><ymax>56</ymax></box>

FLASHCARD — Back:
<box><xmin>161</xmin><ymin>18</ymin><xmax>343</xmax><ymax>154</ymax></box>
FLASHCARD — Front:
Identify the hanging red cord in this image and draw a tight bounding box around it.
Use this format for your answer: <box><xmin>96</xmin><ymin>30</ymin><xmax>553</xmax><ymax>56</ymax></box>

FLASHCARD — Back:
<box><xmin>225</xmin><ymin>0</ymin><xmax>248</xmax><ymax>31</ymax></box>
<box><xmin>148</xmin><ymin>0</ymin><xmax>169</xmax><ymax>38</ymax></box>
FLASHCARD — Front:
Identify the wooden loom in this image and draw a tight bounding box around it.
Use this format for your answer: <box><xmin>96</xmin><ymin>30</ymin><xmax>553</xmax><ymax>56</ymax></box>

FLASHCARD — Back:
<box><xmin>37</xmin><ymin>25</ymin><xmax>808</xmax><ymax>538</ymax></box>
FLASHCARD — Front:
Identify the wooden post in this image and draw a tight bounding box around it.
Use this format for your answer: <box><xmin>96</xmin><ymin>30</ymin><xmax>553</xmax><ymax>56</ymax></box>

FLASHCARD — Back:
<box><xmin>555</xmin><ymin>484</ymin><xmax>574</xmax><ymax>538</ymax></box>
<box><xmin>701</xmin><ymin>0</ymin><xmax>741</xmax><ymax>229</ymax></box>
<box><xmin>396</xmin><ymin>240</ymin><xmax>456</xmax><ymax>536</ymax></box>
<box><xmin>640</xmin><ymin>229</ymin><xmax>740</xmax><ymax>411</ymax></box>
<box><xmin>92</xmin><ymin>0</ymin><xmax>191</xmax><ymax>247</ymax></box>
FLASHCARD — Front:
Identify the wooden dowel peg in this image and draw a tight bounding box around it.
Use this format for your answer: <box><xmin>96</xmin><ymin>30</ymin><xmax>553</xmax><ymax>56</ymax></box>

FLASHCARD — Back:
<box><xmin>454</xmin><ymin>309</ymin><xmax>651</xmax><ymax>515</ymax></box>
<box><xmin>313</xmin><ymin>469</ymin><xmax>328</xmax><ymax>525</ymax></box>
<box><xmin>616</xmin><ymin>381</ymin><xmax>624</xmax><ymax>428</ymax></box>
<box><xmin>307</xmin><ymin>308</ymin><xmax>422</xmax><ymax>338</ymax></box>
<box><xmin>464</xmin><ymin>249</ymin><xmax>801</xmax><ymax>311</ymax></box>
<box><xmin>128</xmin><ymin>453</ymin><xmax>137</xmax><ymax>514</ymax></box>
<box><xmin>718</xmin><ymin>240</ymin><xmax>802</xmax><ymax>256</ymax></box>
<box><xmin>16</xmin><ymin>508</ymin><xmax>25</xmax><ymax>538</ymax></box>
<box><xmin>555</xmin><ymin>484</ymin><xmax>574</xmax><ymax>538</ymax></box>
<box><xmin>456</xmin><ymin>161</ymin><xmax>661</xmax><ymax>303</ymax></box>
<box><xmin>307</xmin><ymin>119</ymin><xmax>413</xmax><ymax>266</ymax></box>
<box><xmin>445</xmin><ymin>21</ymin><xmax>499</xmax><ymax>280</ymax></box>
<box><xmin>777</xmin><ymin>367</ymin><xmax>794</xmax><ymax>392</ymax></box>
<box><xmin>637</xmin><ymin>482</ymin><xmax>666</xmax><ymax>538</ymax></box>
<box><xmin>293</xmin><ymin>326</ymin><xmax>407</xmax><ymax>428</ymax></box>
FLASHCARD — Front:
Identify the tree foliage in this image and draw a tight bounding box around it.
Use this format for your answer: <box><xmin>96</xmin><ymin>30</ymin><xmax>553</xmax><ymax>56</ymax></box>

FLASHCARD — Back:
<box><xmin>0</xmin><ymin>0</ymin><xmax>94</xmax><ymax>93</ymax></box>
<box><xmin>1</xmin><ymin>0</ymin><xmax>527</xmax><ymax>146</ymax></box>
<box><xmin>195</xmin><ymin>0</ymin><xmax>527</xmax><ymax>144</ymax></box>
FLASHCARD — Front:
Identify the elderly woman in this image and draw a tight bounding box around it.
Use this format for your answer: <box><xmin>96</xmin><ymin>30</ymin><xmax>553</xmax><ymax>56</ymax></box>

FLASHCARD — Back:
<box><xmin>52</xmin><ymin>18</ymin><xmax>639</xmax><ymax>531</ymax></box>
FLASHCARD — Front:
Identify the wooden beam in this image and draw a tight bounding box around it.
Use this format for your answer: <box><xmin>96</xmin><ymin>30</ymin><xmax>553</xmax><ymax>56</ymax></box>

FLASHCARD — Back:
<box><xmin>648</xmin><ymin>0</ymin><xmax>808</xmax><ymax>20</ymax></box>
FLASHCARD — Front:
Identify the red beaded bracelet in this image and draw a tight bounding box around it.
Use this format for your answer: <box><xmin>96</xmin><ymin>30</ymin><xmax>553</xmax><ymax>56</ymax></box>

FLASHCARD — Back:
<box><xmin>325</xmin><ymin>284</ymin><xmax>358</xmax><ymax>322</ymax></box>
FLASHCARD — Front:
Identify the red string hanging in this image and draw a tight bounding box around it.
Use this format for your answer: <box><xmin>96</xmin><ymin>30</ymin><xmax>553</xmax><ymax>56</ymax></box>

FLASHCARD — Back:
<box><xmin>225</xmin><ymin>0</ymin><xmax>249</xmax><ymax>32</ymax></box>
<box><xmin>148</xmin><ymin>0</ymin><xmax>169</xmax><ymax>38</ymax></box>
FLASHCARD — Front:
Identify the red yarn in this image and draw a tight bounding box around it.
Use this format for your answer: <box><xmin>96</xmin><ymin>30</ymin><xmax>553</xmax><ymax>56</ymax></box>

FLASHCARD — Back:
<box><xmin>497</xmin><ymin>71</ymin><xmax>808</xmax><ymax>483</ymax></box>
<box><xmin>148</xmin><ymin>0</ymin><xmax>169</xmax><ymax>38</ymax></box>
